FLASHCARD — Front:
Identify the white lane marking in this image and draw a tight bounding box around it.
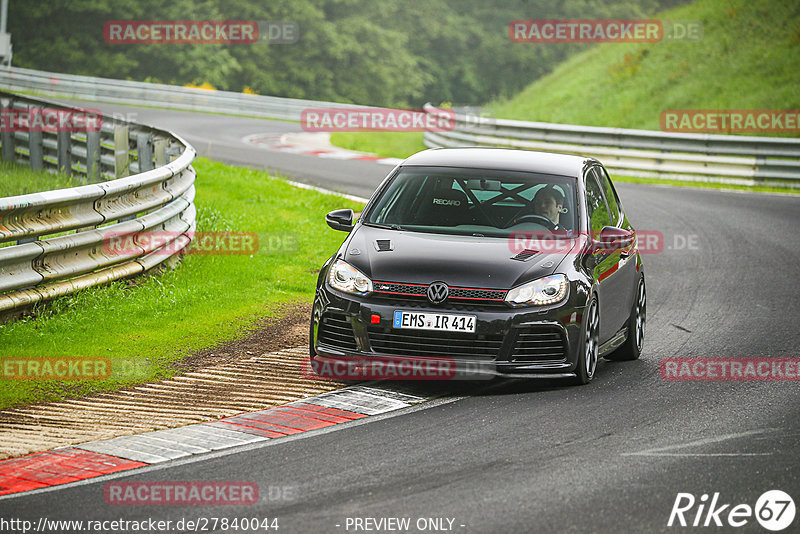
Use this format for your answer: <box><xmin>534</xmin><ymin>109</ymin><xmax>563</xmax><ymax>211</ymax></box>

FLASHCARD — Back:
<box><xmin>622</xmin><ymin>429</ymin><xmax>773</xmax><ymax>457</ymax></box>
<box><xmin>352</xmin><ymin>385</ymin><xmax>428</xmax><ymax>403</ymax></box>
<box><xmin>316</xmin><ymin>151</ymin><xmax>363</xmax><ymax>160</ymax></box>
<box><xmin>282</xmin><ymin>178</ymin><xmax>369</xmax><ymax>204</ymax></box>
<box><xmin>628</xmin><ymin>453</ymin><xmax>772</xmax><ymax>457</ymax></box>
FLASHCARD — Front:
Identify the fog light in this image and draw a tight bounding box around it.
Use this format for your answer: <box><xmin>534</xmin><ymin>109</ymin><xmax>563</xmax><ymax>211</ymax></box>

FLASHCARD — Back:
<box><xmin>370</xmin><ymin>314</ymin><xmax>381</xmax><ymax>324</ymax></box>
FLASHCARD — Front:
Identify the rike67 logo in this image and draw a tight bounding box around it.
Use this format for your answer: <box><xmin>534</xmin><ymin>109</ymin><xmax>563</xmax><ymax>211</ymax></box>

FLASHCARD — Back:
<box><xmin>668</xmin><ymin>490</ymin><xmax>795</xmax><ymax>531</ymax></box>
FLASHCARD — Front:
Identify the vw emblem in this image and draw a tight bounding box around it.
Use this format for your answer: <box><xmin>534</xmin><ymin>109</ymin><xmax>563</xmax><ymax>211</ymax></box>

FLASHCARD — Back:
<box><xmin>427</xmin><ymin>282</ymin><xmax>449</xmax><ymax>304</ymax></box>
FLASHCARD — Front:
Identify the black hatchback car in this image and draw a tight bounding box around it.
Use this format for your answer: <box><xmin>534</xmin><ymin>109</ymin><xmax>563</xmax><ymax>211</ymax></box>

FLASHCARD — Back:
<box><xmin>310</xmin><ymin>148</ymin><xmax>645</xmax><ymax>385</ymax></box>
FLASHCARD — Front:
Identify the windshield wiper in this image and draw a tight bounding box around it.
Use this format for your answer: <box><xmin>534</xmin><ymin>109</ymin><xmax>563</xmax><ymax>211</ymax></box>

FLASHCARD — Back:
<box><xmin>364</xmin><ymin>222</ymin><xmax>406</xmax><ymax>231</ymax></box>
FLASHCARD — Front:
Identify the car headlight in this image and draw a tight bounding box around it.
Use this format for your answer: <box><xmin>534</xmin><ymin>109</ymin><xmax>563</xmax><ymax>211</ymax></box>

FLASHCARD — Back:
<box><xmin>505</xmin><ymin>274</ymin><xmax>568</xmax><ymax>307</ymax></box>
<box><xmin>328</xmin><ymin>259</ymin><xmax>373</xmax><ymax>296</ymax></box>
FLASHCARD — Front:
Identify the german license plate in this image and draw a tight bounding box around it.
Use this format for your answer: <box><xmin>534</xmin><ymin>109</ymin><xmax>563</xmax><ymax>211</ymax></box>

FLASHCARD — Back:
<box><xmin>393</xmin><ymin>310</ymin><xmax>476</xmax><ymax>333</ymax></box>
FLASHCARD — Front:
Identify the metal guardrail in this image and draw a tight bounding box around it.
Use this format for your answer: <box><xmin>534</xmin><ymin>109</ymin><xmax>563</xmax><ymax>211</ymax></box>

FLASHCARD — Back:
<box><xmin>0</xmin><ymin>66</ymin><xmax>367</xmax><ymax>121</ymax></box>
<box><xmin>422</xmin><ymin>104</ymin><xmax>800</xmax><ymax>188</ymax></box>
<box><xmin>0</xmin><ymin>91</ymin><xmax>196</xmax><ymax>314</ymax></box>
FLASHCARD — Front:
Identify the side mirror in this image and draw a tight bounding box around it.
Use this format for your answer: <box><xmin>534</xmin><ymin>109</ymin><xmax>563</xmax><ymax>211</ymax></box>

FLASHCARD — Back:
<box><xmin>592</xmin><ymin>226</ymin><xmax>634</xmax><ymax>253</ymax></box>
<box><xmin>326</xmin><ymin>209</ymin><xmax>354</xmax><ymax>232</ymax></box>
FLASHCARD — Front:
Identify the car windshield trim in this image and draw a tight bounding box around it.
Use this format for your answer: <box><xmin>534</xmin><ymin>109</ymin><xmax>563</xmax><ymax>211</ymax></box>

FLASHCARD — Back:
<box><xmin>363</xmin><ymin>224</ymin><xmax>516</xmax><ymax>239</ymax></box>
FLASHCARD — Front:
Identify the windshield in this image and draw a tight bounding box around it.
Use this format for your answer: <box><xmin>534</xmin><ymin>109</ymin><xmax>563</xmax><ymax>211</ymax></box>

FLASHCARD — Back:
<box><xmin>364</xmin><ymin>166</ymin><xmax>577</xmax><ymax>237</ymax></box>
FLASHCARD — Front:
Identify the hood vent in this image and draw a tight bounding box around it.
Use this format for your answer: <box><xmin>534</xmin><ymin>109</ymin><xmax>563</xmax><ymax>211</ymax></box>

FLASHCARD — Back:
<box><xmin>375</xmin><ymin>239</ymin><xmax>393</xmax><ymax>251</ymax></box>
<box><xmin>511</xmin><ymin>249</ymin><xmax>539</xmax><ymax>262</ymax></box>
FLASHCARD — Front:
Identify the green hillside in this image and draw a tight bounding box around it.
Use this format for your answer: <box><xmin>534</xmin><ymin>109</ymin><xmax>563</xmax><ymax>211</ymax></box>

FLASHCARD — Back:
<box><xmin>491</xmin><ymin>0</ymin><xmax>800</xmax><ymax>133</ymax></box>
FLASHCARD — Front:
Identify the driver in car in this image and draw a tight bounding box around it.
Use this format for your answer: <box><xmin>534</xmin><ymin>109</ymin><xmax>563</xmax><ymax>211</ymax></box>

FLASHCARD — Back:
<box><xmin>531</xmin><ymin>184</ymin><xmax>565</xmax><ymax>230</ymax></box>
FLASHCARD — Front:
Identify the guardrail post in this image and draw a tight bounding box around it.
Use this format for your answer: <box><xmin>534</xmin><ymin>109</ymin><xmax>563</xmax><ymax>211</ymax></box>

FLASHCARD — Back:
<box><xmin>114</xmin><ymin>124</ymin><xmax>130</xmax><ymax>178</ymax></box>
<box><xmin>28</xmin><ymin>124</ymin><xmax>43</xmax><ymax>171</ymax></box>
<box><xmin>154</xmin><ymin>138</ymin><xmax>168</xmax><ymax>167</ymax></box>
<box><xmin>57</xmin><ymin>130</ymin><xmax>72</xmax><ymax>175</ymax></box>
<box><xmin>166</xmin><ymin>144</ymin><xmax>182</xmax><ymax>162</ymax></box>
<box><xmin>136</xmin><ymin>131</ymin><xmax>154</xmax><ymax>172</ymax></box>
<box><xmin>86</xmin><ymin>130</ymin><xmax>100</xmax><ymax>182</ymax></box>
<box><xmin>0</xmin><ymin>108</ymin><xmax>13</xmax><ymax>161</ymax></box>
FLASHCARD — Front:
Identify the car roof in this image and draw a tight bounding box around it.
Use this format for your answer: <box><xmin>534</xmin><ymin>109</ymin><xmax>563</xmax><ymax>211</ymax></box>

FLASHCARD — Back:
<box><xmin>400</xmin><ymin>147</ymin><xmax>596</xmax><ymax>177</ymax></box>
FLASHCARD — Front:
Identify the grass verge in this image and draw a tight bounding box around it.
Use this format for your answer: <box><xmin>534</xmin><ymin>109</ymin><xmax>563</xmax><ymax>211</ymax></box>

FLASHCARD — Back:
<box><xmin>0</xmin><ymin>157</ymin><xmax>363</xmax><ymax>409</ymax></box>
<box><xmin>0</xmin><ymin>160</ymin><xmax>81</xmax><ymax>197</ymax></box>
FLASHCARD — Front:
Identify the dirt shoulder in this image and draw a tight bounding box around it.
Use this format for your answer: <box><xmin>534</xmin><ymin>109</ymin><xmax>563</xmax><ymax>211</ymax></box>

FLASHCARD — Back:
<box><xmin>171</xmin><ymin>302</ymin><xmax>311</xmax><ymax>373</ymax></box>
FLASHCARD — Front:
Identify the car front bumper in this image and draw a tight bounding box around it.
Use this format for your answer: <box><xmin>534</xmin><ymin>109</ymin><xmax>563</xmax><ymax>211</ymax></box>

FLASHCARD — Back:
<box><xmin>311</xmin><ymin>283</ymin><xmax>588</xmax><ymax>380</ymax></box>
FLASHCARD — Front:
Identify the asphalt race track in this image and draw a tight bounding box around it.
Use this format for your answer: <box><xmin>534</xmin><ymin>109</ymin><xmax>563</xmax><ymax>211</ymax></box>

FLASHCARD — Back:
<box><xmin>4</xmin><ymin>102</ymin><xmax>800</xmax><ymax>533</ymax></box>
<box><xmin>57</xmin><ymin>100</ymin><xmax>391</xmax><ymax>199</ymax></box>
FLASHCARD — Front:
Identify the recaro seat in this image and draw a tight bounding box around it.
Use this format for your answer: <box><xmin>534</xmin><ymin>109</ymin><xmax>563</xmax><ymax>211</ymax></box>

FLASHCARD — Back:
<box><xmin>414</xmin><ymin>181</ymin><xmax>470</xmax><ymax>226</ymax></box>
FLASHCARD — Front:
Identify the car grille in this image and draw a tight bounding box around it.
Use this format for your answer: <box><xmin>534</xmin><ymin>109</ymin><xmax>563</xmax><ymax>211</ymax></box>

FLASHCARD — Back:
<box><xmin>367</xmin><ymin>326</ymin><xmax>504</xmax><ymax>360</ymax></box>
<box><xmin>509</xmin><ymin>326</ymin><xmax>567</xmax><ymax>363</ymax></box>
<box><xmin>317</xmin><ymin>313</ymin><xmax>358</xmax><ymax>351</ymax></box>
<box><xmin>372</xmin><ymin>299</ymin><xmax>508</xmax><ymax>312</ymax></box>
<box><xmin>372</xmin><ymin>281</ymin><xmax>508</xmax><ymax>308</ymax></box>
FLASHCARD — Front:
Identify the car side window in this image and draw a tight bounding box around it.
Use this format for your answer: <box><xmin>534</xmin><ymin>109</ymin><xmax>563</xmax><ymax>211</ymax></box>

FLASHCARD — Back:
<box><xmin>594</xmin><ymin>166</ymin><xmax>621</xmax><ymax>226</ymax></box>
<box><xmin>585</xmin><ymin>169</ymin><xmax>612</xmax><ymax>234</ymax></box>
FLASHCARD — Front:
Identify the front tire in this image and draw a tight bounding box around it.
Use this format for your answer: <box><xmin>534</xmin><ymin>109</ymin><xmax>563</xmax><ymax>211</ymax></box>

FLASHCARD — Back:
<box><xmin>572</xmin><ymin>296</ymin><xmax>599</xmax><ymax>385</ymax></box>
<box><xmin>606</xmin><ymin>275</ymin><xmax>645</xmax><ymax>361</ymax></box>
<box><xmin>309</xmin><ymin>318</ymin><xmax>317</xmax><ymax>358</ymax></box>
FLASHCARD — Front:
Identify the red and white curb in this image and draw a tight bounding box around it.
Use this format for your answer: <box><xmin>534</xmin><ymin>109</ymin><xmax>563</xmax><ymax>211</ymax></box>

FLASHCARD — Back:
<box><xmin>0</xmin><ymin>384</ymin><xmax>431</xmax><ymax>497</ymax></box>
<box><xmin>242</xmin><ymin>132</ymin><xmax>403</xmax><ymax>166</ymax></box>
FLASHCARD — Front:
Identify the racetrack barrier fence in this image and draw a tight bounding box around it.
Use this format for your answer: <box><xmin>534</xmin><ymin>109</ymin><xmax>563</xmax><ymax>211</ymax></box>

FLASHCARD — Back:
<box><xmin>422</xmin><ymin>103</ymin><xmax>800</xmax><ymax>188</ymax></box>
<box><xmin>0</xmin><ymin>90</ymin><xmax>196</xmax><ymax>315</ymax></box>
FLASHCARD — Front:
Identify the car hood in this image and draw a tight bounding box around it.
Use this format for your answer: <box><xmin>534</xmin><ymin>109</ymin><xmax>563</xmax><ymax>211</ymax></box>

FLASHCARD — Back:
<box><xmin>342</xmin><ymin>225</ymin><xmax>573</xmax><ymax>289</ymax></box>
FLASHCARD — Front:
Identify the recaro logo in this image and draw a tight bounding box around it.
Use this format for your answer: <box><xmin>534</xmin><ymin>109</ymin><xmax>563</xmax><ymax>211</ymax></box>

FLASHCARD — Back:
<box><xmin>432</xmin><ymin>198</ymin><xmax>460</xmax><ymax>206</ymax></box>
<box><xmin>668</xmin><ymin>490</ymin><xmax>795</xmax><ymax>531</ymax></box>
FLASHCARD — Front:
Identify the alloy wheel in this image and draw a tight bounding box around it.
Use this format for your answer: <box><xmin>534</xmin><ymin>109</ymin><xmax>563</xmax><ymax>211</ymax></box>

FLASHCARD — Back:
<box><xmin>634</xmin><ymin>279</ymin><xmax>646</xmax><ymax>352</ymax></box>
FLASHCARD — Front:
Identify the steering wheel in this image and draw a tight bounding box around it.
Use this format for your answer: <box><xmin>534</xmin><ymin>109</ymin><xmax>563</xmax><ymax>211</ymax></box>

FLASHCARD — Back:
<box><xmin>510</xmin><ymin>214</ymin><xmax>557</xmax><ymax>230</ymax></box>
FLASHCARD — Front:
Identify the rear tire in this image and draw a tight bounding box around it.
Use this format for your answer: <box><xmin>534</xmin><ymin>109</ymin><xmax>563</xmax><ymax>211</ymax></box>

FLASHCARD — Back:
<box><xmin>606</xmin><ymin>275</ymin><xmax>646</xmax><ymax>361</ymax></box>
